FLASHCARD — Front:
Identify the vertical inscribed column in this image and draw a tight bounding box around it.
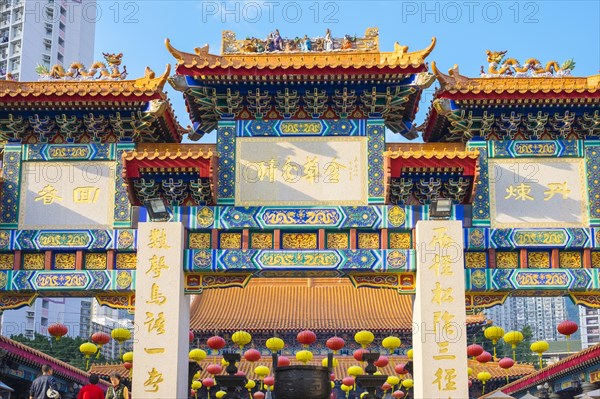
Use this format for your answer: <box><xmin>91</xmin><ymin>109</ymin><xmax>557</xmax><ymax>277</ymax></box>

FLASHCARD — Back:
<box><xmin>413</xmin><ymin>220</ymin><xmax>468</xmax><ymax>399</ymax></box>
<box><xmin>132</xmin><ymin>222</ymin><xmax>190</xmax><ymax>398</ymax></box>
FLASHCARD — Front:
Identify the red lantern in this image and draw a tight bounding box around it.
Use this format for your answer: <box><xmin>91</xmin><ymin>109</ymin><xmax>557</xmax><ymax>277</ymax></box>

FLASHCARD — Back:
<box><xmin>392</xmin><ymin>390</ymin><xmax>405</xmax><ymax>398</ymax></box>
<box><xmin>277</xmin><ymin>356</ymin><xmax>291</xmax><ymax>367</ymax></box>
<box><xmin>326</xmin><ymin>337</ymin><xmax>345</xmax><ymax>352</ymax></box>
<box><xmin>557</xmin><ymin>320</ymin><xmax>578</xmax><ymax>338</ymax></box>
<box><xmin>382</xmin><ymin>382</ymin><xmax>392</xmax><ymax>391</ymax></box>
<box><xmin>264</xmin><ymin>376</ymin><xmax>275</xmax><ymax>386</ymax></box>
<box><xmin>253</xmin><ymin>393</ymin><xmax>265</xmax><ymax>399</ymax></box>
<box><xmin>207</xmin><ymin>336</ymin><xmax>226</xmax><ymax>350</ymax></box>
<box><xmin>235</xmin><ymin>371</ymin><xmax>246</xmax><ymax>377</ymax></box>
<box><xmin>395</xmin><ymin>363</ymin><xmax>408</xmax><ymax>375</ymax></box>
<box><xmin>330</xmin><ymin>373</ymin><xmax>335</xmax><ymax>381</ymax></box>
<box><xmin>353</xmin><ymin>348</ymin><xmax>368</xmax><ymax>362</ymax></box>
<box><xmin>374</xmin><ymin>355</ymin><xmax>389</xmax><ymax>368</ymax></box>
<box><xmin>123</xmin><ymin>362</ymin><xmax>132</xmax><ymax>370</ymax></box>
<box><xmin>244</xmin><ymin>349</ymin><xmax>261</xmax><ymax>362</ymax></box>
<box><xmin>48</xmin><ymin>323</ymin><xmax>68</xmax><ymax>341</ymax></box>
<box><xmin>499</xmin><ymin>357</ymin><xmax>515</xmax><ymax>369</ymax></box>
<box><xmin>91</xmin><ymin>332</ymin><xmax>110</xmax><ymax>346</ymax></box>
<box><xmin>297</xmin><ymin>330</ymin><xmax>317</xmax><ymax>346</ymax></box>
<box><xmin>206</xmin><ymin>364</ymin><xmax>222</xmax><ymax>375</ymax></box>
<box><xmin>342</xmin><ymin>377</ymin><xmax>355</xmax><ymax>386</ymax></box>
<box><xmin>189</xmin><ymin>331</ymin><xmax>195</xmax><ymax>343</ymax></box>
<box><xmin>202</xmin><ymin>378</ymin><xmax>215</xmax><ymax>388</ymax></box>
<box><xmin>467</xmin><ymin>344</ymin><xmax>484</xmax><ymax>358</ymax></box>
<box><xmin>468</xmin><ymin>380</ymin><xmax>473</xmax><ymax>388</ymax></box>
<box><xmin>476</xmin><ymin>351</ymin><xmax>492</xmax><ymax>364</ymax></box>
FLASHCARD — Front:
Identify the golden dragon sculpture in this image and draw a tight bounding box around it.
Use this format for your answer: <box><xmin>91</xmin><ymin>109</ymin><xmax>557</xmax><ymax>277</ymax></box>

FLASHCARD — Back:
<box><xmin>482</xmin><ymin>50</ymin><xmax>575</xmax><ymax>77</ymax></box>
<box><xmin>36</xmin><ymin>53</ymin><xmax>128</xmax><ymax>80</ymax></box>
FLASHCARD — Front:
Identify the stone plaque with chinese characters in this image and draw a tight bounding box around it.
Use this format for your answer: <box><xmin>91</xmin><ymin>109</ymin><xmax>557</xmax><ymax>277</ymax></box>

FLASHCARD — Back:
<box><xmin>132</xmin><ymin>223</ymin><xmax>189</xmax><ymax>398</ymax></box>
<box><xmin>235</xmin><ymin>137</ymin><xmax>367</xmax><ymax>206</ymax></box>
<box><xmin>489</xmin><ymin>158</ymin><xmax>588</xmax><ymax>228</ymax></box>
<box><xmin>413</xmin><ymin>221</ymin><xmax>469</xmax><ymax>399</ymax></box>
<box><xmin>19</xmin><ymin>161</ymin><xmax>115</xmax><ymax>229</ymax></box>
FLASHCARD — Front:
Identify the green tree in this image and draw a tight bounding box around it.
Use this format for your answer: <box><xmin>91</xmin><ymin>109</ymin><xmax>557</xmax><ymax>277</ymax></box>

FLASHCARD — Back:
<box><xmin>11</xmin><ymin>333</ymin><xmax>107</xmax><ymax>370</ymax></box>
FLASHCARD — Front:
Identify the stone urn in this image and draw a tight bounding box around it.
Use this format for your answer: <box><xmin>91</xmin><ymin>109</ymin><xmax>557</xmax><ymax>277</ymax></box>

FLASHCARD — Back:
<box><xmin>273</xmin><ymin>353</ymin><xmax>333</xmax><ymax>399</ymax></box>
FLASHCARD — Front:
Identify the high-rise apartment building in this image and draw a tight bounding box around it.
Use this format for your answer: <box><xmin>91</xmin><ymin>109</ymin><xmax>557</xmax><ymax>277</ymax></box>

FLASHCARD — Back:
<box><xmin>0</xmin><ymin>0</ymin><xmax>96</xmax><ymax>81</ymax></box>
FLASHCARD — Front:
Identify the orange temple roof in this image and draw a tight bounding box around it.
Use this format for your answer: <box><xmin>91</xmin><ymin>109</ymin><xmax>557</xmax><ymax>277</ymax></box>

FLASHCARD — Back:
<box><xmin>190</xmin><ymin>278</ymin><xmax>485</xmax><ymax>332</ymax></box>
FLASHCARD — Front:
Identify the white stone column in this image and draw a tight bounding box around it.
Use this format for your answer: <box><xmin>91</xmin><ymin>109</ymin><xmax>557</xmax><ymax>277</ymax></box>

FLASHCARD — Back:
<box><xmin>132</xmin><ymin>222</ymin><xmax>190</xmax><ymax>398</ymax></box>
<box><xmin>413</xmin><ymin>220</ymin><xmax>469</xmax><ymax>399</ymax></box>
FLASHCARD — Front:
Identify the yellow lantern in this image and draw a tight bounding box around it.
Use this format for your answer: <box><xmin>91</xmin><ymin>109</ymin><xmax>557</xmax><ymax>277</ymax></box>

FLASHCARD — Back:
<box><xmin>254</xmin><ymin>366</ymin><xmax>270</xmax><ymax>378</ymax></box>
<box><xmin>232</xmin><ymin>330</ymin><xmax>252</xmax><ymax>350</ymax></box>
<box><xmin>374</xmin><ymin>371</ymin><xmax>382</xmax><ymax>376</ymax></box>
<box><xmin>110</xmin><ymin>328</ymin><xmax>131</xmax><ymax>356</ymax></box>
<box><xmin>322</xmin><ymin>357</ymin><xmax>338</xmax><ymax>367</ymax></box>
<box><xmin>477</xmin><ymin>371</ymin><xmax>492</xmax><ymax>394</ymax></box>
<box><xmin>347</xmin><ymin>366</ymin><xmax>363</xmax><ymax>377</ymax></box>
<box><xmin>382</xmin><ymin>336</ymin><xmax>401</xmax><ymax>354</ymax></box>
<box><xmin>361</xmin><ymin>393</ymin><xmax>368</xmax><ymax>399</ymax></box>
<box><xmin>122</xmin><ymin>351</ymin><xmax>133</xmax><ymax>363</ymax></box>
<box><xmin>189</xmin><ymin>349</ymin><xmax>207</xmax><ymax>362</ymax></box>
<box><xmin>484</xmin><ymin>326</ymin><xmax>505</xmax><ymax>360</ymax></box>
<box><xmin>245</xmin><ymin>380</ymin><xmax>256</xmax><ymax>390</ymax></box>
<box><xmin>266</xmin><ymin>337</ymin><xmax>285</xmax><ymax>353</ymax></box>
<box><xmin>296</xmin><ymin>350</ymin><xmax>313</xmax><ymax>364</ymax></box>
<box><xmin>386</xmin><ymin>376</ymin><xmax>400</xmax><ymax>386</ymax></box>
<box><xmin>220</xmin><ymin>357</ymin><xmax>229</xmax><ymax>367</ymax></box>
<box><xmin>467</xmin><ymin>367</ymin><xmax>473</xmax><ymax>377</ymax></box>
<box><xmin>401</xmin><ymin>379</ymin><xmax>414</xmax><ymax>389</ymax></box>
<box><xmin>331</xmin><ymin>381</ymin><xmax>335</xmax><ymax>389</ymax></box>
<box><xmin>79</xmin><ymin>342</ymin><xmax>97</xmax><ymax>369</ymax></box>
<box><xmin>504</xmin><ymin>330</ymin><xmax>524</xmax><ymax>360</ymax></box>
<box><xmin>354</xmin><ymin>330</ymin><xmax>374</xmax><ymax>349</ymax></box>
<box><xmin>191</xmin><ymin>381</ymin><xmax>202</xmax><ymax>390</ymax></box>
<box><xmin>407</xmin><ymin>348</ymin><xmax>413</xmax><ymax>360</ymax></box>
<box><xmin>193</xmin><ymin>372</ymin><xmax>201</xmax><ymax>380</ymax></box>
<box><xmin>531</xmin><ymin>340</ymin><xmax>549</xmax><ymax>369</ymax></box>
<box><xmin>215</xmin><ymin>391</ymin><xmax>226</xmax><ymax>399</ymax></box>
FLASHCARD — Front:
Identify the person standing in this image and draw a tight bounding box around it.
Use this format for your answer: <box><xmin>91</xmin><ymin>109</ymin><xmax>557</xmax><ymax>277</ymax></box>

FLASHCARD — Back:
<box><xmin>29</xmin><ymin>365</ymin><xmax>59</xmax><ymax>399</ymax></box>
<box><xmin>104</xmin><ymin>373</ymin><xmax>129</xmax><ymax>399</ymax></box>
<box><xmin>77</xmin><ymin>375</ymin><xmax>104</xmax><ymax>399</ymax></box>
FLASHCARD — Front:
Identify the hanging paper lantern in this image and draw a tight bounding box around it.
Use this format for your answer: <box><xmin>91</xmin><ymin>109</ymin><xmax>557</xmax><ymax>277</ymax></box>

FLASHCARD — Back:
<box><xmin>189</xmin><ymin>349</ymin><xmax>207</xmax><ymax>362</ymax></box>
<box><xmin>232</xmin><ymin>331</ymin><xmax>252</xmax><ymax>349</ymax></box>
<box><xmin>322</xmin><ymin>357</ymin><xmax>338</xmax><ymax>367</ymax></box>
<box><xmin>264</xmin><ymin>376</ymin><xmax>275</xmax><ymax>387</ymax></box>
<box><xmin>341</xmin><ymin>385</ymin><xmax>352</xmax><ymax>393</ymax></box>
<box><xmin>79</xmin><ymin>342</ymin><xmax>97</xmax><ymax>369</ymax></box>
<box><xmin>111</xmin><ymin>328</ymin><xmax>131</xmax><ymax>356</ymax></box>
<box><xmin>386</xmin><ymin>376</ymin><xmax>400</xmax><ymax>386</ymax></box>
<box><xmin>557</xmin><ymin>320</ymin><xmax>578</xmax><ymax>338</ymax></box>
<box><xmin>206</xmin><ymin>364</ymin><xmax>222</xmax><ymax>375</ymax></box>
<box><xmin>347</xmin><ymin>366</ymin><xmax>363</xmax><ymax>377</ymax></box>
<box><xmin>499</xmin><ymin>357</ymin><xmax>515</xmax><ymax>369</ymax></box>
<box><xmin>253</xmin><ymin>392</ymin><xmax>265</xmax><ymax>399</ymax></box>
<box><xmin>477</xmin><ymin>371</ymin><xmax>492</xmax><ymax>393</ymax></box>
<box><xmin>189</xmin><ymin>331</ymin><xmax>195</xmax><ymax>343</ymax></box>
<box><xmin>244</xmin><ymin>349</ymin><xmax>262</xmax><ymax>363</ymax></box>
<box><xmin>468</xmin><ymin>380</ymin><xmax>473</xmax><ymax>388</ymax></box>
<box><xmin>467</xmin><ymin>367</ymin><xmax>473</xmax><ymax>377</ymax></box>
<box><xmin>392</xmin><ymin>390</ymin><xmax>405</xmax><ymax>398</ymax></box>
<box><xmin>245</xmin><ymin>380</ymin><xmax>256</xmax><ymax>390</ymax></box>
<box><xmin>374</xmin><ymin>355</ymin><xmax>389</xmax><ymax>368</ymax></box>
<box><xmin>476</xmin><ymin>351</ymin><xmax>492</xmax><ymax>364</ymax></box>
<box><xmin>485</xmin><ymin>326</ymin><xmax>505</xmax><ymax>360</ymax></box>
<box><xmin>221</xmin><ymin>358</ymin><xmax>229</xmax><ymax>367</ymax></box>
<box><xmin>401</xmin><ymin>379</ymin><xmax>414</xmax><ymax>389</ymax></box>
<box><xmin>296</xmin><ymin>350</ymin><xmax>313</xmax><ymax>364</ymax></box>
<box><xmin>531</xmin><ymin>340</ymin><xmax>549</xmax><ymax>368</ymax></box>
<box><xmin>215</xmin><ymin>391</ymin><xmax>226</xmax><ymax>399</ymax></box>
<box><xmin>48</xmin><ymin>323</ymin><xmax>68</xmax><ymax>341</ymax></box>
<box><xmin>353</xmin><ymin>348</ymin><xmax>368</xmax><ymax>362</ymax></box>
<box><xmin>191</xmin><ymin>381</ymin><xmax>202</xmax><ymax>390</ymax></box>
<box><xmin>382</xmin><ymin>336</ymin><xmax>401</xmax><ymax>354</ymax></box>
<box><xmin>330</xmin><ymin>373</ymin><xmax>335</xmax><ymax>381</ymax></box>
<box><xmin>326</xmin><ymin>336</ymin><xmax>345</xmax><ymax>353</ymax></box>
<box><xmin>297</xmin><ymin>330</ymin><xmax>317</xmax><ymax>346</ymax></box>
<box><xmin>254</xmin><ymin>366</ymin><xmax>270</xmax><ymax>381</ymax></box>
<box><xmin>504</xmin><ymin>331</ymin><xmax>524</xmax><ymax>360</ymax></box>
<box><xmin>122</xmin><ymin>352</ymin><xmax>133</xmax><ymax>363</ymax></box>
<box><xmin>91</xmin><ymin>332</ymin><xmax>110</xmax><ymax>347</ymax></box>
<box><xmin>266</xmin><ymin>337</ymin><xmax>285</xmax><ymax>353</ymax></box>
<box><xmin>342</xmin><ymin>377</ymin><xmax>355</xmax><ymax>387</ymax></box>
<box><xmin>467</xmin><ymin>344</ymin><xmax>484</xmax><ymax>358</ymax></box>
<box><xmin>354</xmin><ymin>330</ymin><xmax>374</xmax><ymax>349</ymax></box>
<box><xmin>123</xmin><ymin>362</ymin><xmax>132</xmax><ymax>370</ymax></box>
<box><xmin>207</xmin><ymin>336</ymin><xmax>226</xmax><ymax>351</ymax></box>
<box><xmin>382</xmin><ymin>382</ymin><xmax>392</xmax><ymax>391</ymax></box>
<box><xmin>407</xmin><ymin>349</ymin><xmax>413</xmax><ymax>360</ymax></box>
<box><xmin>395</xmin><ymin>363</ymin><xmax>407</xmax><ymax>374</ymax></box>
<box><xmin>235</xmin><ymin>371</ymin><xmax>246</xmax><ymax>377</ymax></box>
<box><xmin>203</xmin><ymin>378</ymin><xmax>215</xmax><ymax>388</ymax></box>
<box><xmin>277</xmin><ymin>356</ymin><xmax>291</xmax><ymax>367</ymax></box>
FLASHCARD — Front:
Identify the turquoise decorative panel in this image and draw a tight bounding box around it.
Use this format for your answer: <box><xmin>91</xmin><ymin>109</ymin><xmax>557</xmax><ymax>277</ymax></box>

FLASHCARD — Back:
<box><xmin>0</xmin><ymin>270</ymin><xmax>135</xmax><ymax>292</ymax></box>
<box><xmin>366</xmin><ymin>119</ymin><xmax>385</xmax><ymax>203</ymax></box>
<box><xmin>586</xmin><ymin>141</ymin><xmax>600</xmax><ymax>225</ymax></box>
<box><xmin>114</xmin><ymin>142</ymin><xmax>134</xmax><ymax>227</ymax></box>
<box><xmin>469</xmin><ymin>141</ymin><xmax>490</xmax><ymax>226</ymax></box>
<box><xmin>0</xmin><ymin>143</ymin><xmax>22</xmax><ymax>228</ymax></box>
<box><xmin>217</xmin><ymin>120</ymin><xmax>236</xmax><ymax>204</ymax></box>
<box><xmin>238</xmin><ymin>119</ymin><xmax>364</xmax><ymax>137</ymax></box>
<box><xmin>489</xmin><ymin>140</ymin><xmax>583</xmax><ymax>158</ymax></box>
<box><xmin>24</xmin><ymin>143</ymin><xmax>114</xmax><ymax>161</ymax></box>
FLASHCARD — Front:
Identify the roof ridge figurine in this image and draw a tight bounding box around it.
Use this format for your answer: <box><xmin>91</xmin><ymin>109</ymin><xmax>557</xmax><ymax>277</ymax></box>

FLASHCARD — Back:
<box><xmin>481</xmin><ymin>50</ymin><xmax>575</xmax><ymax>78</ymax></box>
<box><xmin>35</xmin><ymin>52</ymin><xmax>128</xmax><ymax>81</ymax></box>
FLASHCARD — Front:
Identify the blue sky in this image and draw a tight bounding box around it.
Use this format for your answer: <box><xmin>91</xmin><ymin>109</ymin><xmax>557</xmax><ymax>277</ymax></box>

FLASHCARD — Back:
<box><xmin>94</xmin><ymin>1</ymin><xmax>600</xmax><ymax>142</ymax></box>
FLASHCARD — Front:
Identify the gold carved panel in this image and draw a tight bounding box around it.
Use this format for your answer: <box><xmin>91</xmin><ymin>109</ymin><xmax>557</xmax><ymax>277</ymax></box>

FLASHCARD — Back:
<box><xmin>116</xmin><ymin>253</ymin><xmax>137</xmax><ymax>270</ymax></box>
<box><xmin>85</xmin><ymin>253</ymin><xmax>107</xmax><ymax>270</ymax></box>
<box><xmin>282</xmin><ymin>233</ymin><xmax>317</xmax><ymax>249</ymax></box>
<box><xmin>465</xmin><ymin>252</ymin><xmax>487</xmax><ymax>268</ymax></box>
<box><xmin>0</xmin><ymin>254</ymin><xmax>13</xmax><ymax>270</ymax></box>
<box><xmin>327</xmin><ymin>233</ymin><xmax>349</xmax><ymax>249</ymax></box>
<box><xmin>251</xmin><ymin>233</ymin><xmax>273</xmax><ymax>249</ymax></box>
<box><xmin>23</xmin><ymin>253</ymin><xmax>44</xmax><ymax>270</ymax></box>
<box><xmin>559</xmin><ymin>251</ymin><xmax>582</xmax><ymax>268</ymax></box>
<box><xmin>389</xmin><ymin>232</ymin><xmax>411</xmax><ymax>249</ymax></box>
<box><xmin>592</xmin><ymin>252</ymin><xmax>600</xmax><ymax>268</ymax></box>
<box><xmin>220</xmin><ymin>233</ymin><xmax>242</xmax><ymax>249</ymax></box>
<box><xmin>496</xmin><ymin>252</ymin><xmax>518</xmax><ymax>269</ymax></box>
<box><xmin>189</xmin><ymin>233</ymin><xmax>211</xmax><ymax>249</ymax></box>
<box><xmin>54</xmin><ymin>253</ymin><xmax>75</xmax><ymax>270</ymax></box>
<box><xmin>358</xmin><ymin>232</ymin><xmax>380</xmax><ymax>249</ymax></box>
<box><xmin>528</xmin><ymin>251</ymin><xmax>551</xmax><ymax>268</ymax></box>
